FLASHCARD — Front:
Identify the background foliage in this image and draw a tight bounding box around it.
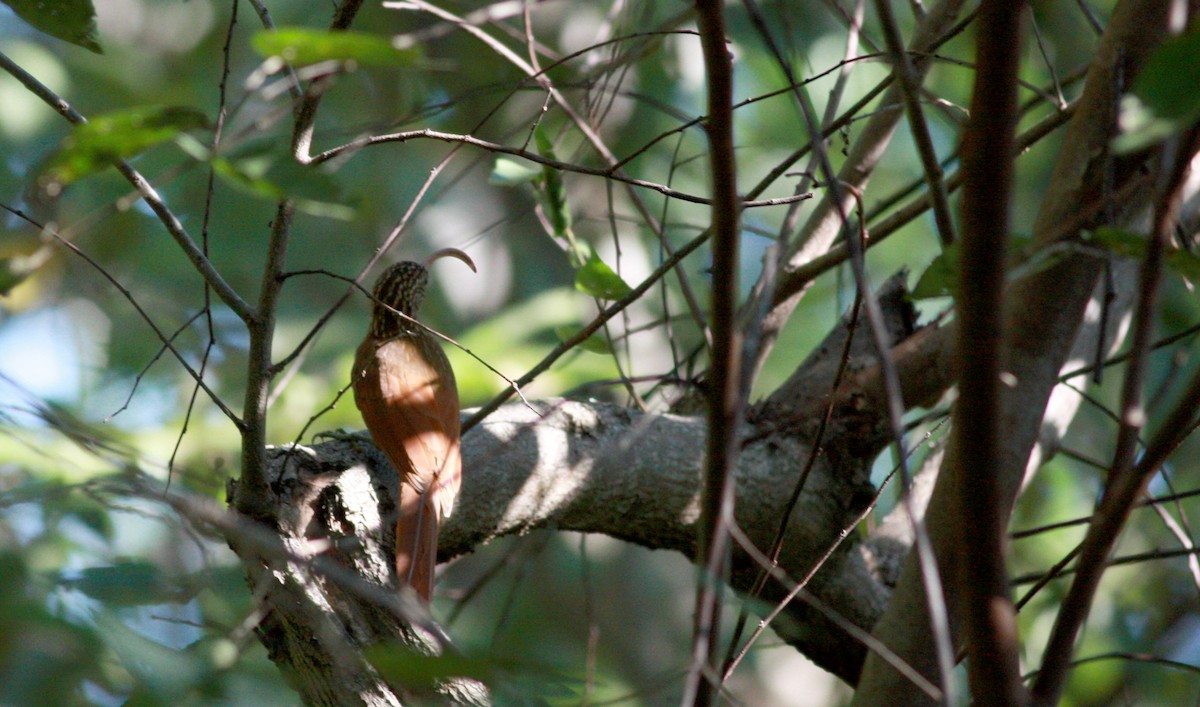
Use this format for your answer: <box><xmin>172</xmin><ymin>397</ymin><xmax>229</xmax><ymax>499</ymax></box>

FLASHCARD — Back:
<box><xmin>0</xmin><ymin>1</ymin><xmax>1198</xmax><ymax>705</ymax></box>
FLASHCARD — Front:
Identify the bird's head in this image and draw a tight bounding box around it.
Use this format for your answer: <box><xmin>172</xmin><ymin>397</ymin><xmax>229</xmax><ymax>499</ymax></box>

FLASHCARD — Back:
<box><xmin>369</xmin><ymin>249</ymin><xmax>476</xmax><ymax>338</ymax></box>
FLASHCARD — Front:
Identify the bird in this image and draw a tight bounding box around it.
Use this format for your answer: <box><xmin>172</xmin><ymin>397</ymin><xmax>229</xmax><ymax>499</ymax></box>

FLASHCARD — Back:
<box><xmin>352</xmin><ymin>248</ymin><xmax>475</xmax><ymax>601</ymax></box>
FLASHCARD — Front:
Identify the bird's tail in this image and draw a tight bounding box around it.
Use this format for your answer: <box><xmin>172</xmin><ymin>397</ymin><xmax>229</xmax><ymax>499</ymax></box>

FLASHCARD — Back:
<box><xmin>395</xmin><ymin>482</ymin><xmax>439</xmax><ymax>601</ymax></box>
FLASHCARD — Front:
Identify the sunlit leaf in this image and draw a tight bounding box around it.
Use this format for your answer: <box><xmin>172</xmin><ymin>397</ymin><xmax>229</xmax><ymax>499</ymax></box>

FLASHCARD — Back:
<box><xmin>251</xmin><ymin>27</ymin><xmax>419</xmax><ymax>67</ymax></box>
<box><xmin>554</xmin><ymin>326</ymin><xmax>612</xmax><ymax>354</ymax></box>
<box><xmin>1114</xmin><ymin>27</ymin><xmax>1200</xmax><ymax>153</ymax></box>
<box><xmin>45</xmin><ymin>106</ymin><xmax>208</xmax><ymax>186</ymax></box>
<box><xmin>488</xmin><ymin>156</ymin><xmax>540</xmax><ymax>186</ymax></box>
<box><xmin>3</xmin><ymin>0</ymin><xmax>102</xmax><ymax>53</ymax></box>
<box><xmin>575</xmin><ymin>254</ymin><xmax>632</xmax><ymax>300</ymax></box>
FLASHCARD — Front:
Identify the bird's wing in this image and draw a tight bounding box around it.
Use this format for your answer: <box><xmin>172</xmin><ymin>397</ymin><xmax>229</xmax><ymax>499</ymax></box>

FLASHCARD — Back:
<box><xmin>353</xmin><ymin>334</ymin><xmax>462</xmax><ymax>517</ymax></box>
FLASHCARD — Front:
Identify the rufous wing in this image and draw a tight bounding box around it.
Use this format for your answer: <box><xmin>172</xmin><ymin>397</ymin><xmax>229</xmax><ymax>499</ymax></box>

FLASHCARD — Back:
<box><xmin>353</xmin><ymin>332</ymin><xmax>462</xmax><ymax>599</ymax></box>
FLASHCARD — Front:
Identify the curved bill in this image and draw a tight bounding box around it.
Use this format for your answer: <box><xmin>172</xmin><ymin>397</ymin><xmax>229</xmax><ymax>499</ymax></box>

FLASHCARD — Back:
<box><xmin>423</xmin><ymin>248</ymin><xmax>477</xmax><ymax>272</ymax></box>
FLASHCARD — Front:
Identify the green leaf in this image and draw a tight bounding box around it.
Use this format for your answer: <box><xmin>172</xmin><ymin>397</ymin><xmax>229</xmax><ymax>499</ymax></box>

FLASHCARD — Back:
<box><xmin>1114</xmin><ymin>27</ymin><xmax>1200</xmax><ymax>153</ymax></box>
<box><xmin>1086</xmin><ymin>227</ymin><xmax>1200</xmax><ymax>282</ymax></box>
<box><xmin>367</xmin><ymin>644</ymin><xmax>493</xmax><ymax>689</ymax></box>
<box><xmin>213</xmin><ymin>156</ymin><xmax>355</xmax><ymax>221</ymax></box>
<box><xmin>3</xmin><ymin>0</ymin><xmax>102</xmax><ymax>53</ymax></box>
<box><xmin>535</xmin><ymin>127</ymin><xmax>573</xmax><ymax>243</ymax></box>
<box><xmin>911</xmin><ymin>246</ymin><xmax>958</xmax><ymax>299</ymax></box>
<box><xmin>554</xmin><ymin>326</ymin><xmax>612</xmax><ymax>354</ymax></box>
<box><xmin>62</xmin><ymin>561</ymin><xmax>185</xmax><ymax>606</ymax></box>
<box><xmin>1167</xmin><ymin>250</ymin><xmax>1200</xmax><ymax>281</ymax></box>
<box><xmin>489</xmin><ymin>156</ymin><xmax>541</xmax><ymax>186</ymax></box>
<box><xmin>575</xmin><ymin>254</ymin><xmax>632</xmax><ymax>300</ymax></box>
<box><xmin>0</xmin><ymin>245</ymin><xmax>51</xmax><ymax>297</ymax></box>
<box><xmin>1086</xmin><ymin>227</ymin><xmax>1147</xmax><ymax>258</ymax></box>
<box><xmin>911</xmin><ymin>234</ymin><xmax>1039</xmax><ymax>300</ymax></box>
<box><xmin>251</xmin><ymin>27</ymin><xmax>420</xmax><ymax>67</ymax></box>
<box><xmin>45</xmin><ymin>106</ymin><xmax>208</xmax><ymax>186</ymax></box>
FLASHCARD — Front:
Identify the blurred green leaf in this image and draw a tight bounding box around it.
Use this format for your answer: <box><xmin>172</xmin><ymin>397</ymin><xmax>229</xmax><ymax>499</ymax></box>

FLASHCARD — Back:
<box><xmin>59</xmin><ymin>491</ymin><xmax>114</xmax><ymax>539</ymax></box>
<box><xmin>574</xmin><ymin>254</ymin><xmax>632</xmax><ymax>300</ymax></box>
<box><xmin>1086</xmin><ymin>226</ymin><xmax>1200</xmax><ymax>282</ymax></box>
<box><xmin>97</xmin><ymin>612</ymin><xmax>211</xmax><ymax>702</ymax></box>
<box><xmin>0</xmin><ymin>554</ymin><xmax>107</xmax><ymax>705</ymax></box>
<box><xmin>554</xmin><ymin>326</ymin><xmax>612</xmax><ymax>355</ymax></box>
<box><xmin>45</xmin><ymin>106</ymin><xmax>208</xmax><ymax>186</ymax></box>
<box><xmin>447</xmin><ymin>288</ymin><xmax>622</xmax><ymax>402</ymax></box>
<box><xmin>3</xmin><ymin>0</ymin><xmax>101</xmax><ymax>53</ymax></box>
<box><xmin>1114</xmin><ymin>27</ymin><xmax>1200</xmax><ymax>153</ymax></box>
<box><xmin>366</xmin><ymin>643</ymin><xmax>493</xmax><ymax>690</ymax></box>
<box><xmin>911</xmin><ymin>246</ymin><xmax>958</xmax><ymax>299</ymax></box>
<box><xmin>213</xmin><ymin>156</ymin><xmax>355</xmax><ymax>220</ymax></box>
<box><xmin>0</xmin><ymin>244</ymin><xmax>51</xmax><ymax>297</ymax></box>
<box><xmin>251</xmin><ymin>27</ymin><xmax>419</xmax><ymax>67</ymax></box>
<box><xmin>1086</xmin><ymin>227</ymin><xmax>1146</xmax><ymax>258</ymax></box>
<box><xmin>1167</xmin><ymin>249</ymin><xmax>1200</xmax><ymax>281</ymax></box>
<box><xmin>489</xmin><ymin>157</ymin><xmax>541</xmax><ymax>186</ymax></box>
<box><xmin>63</xmin><ymin>561</ymin><xmax>187</xmax><ymax>606</ymax></box>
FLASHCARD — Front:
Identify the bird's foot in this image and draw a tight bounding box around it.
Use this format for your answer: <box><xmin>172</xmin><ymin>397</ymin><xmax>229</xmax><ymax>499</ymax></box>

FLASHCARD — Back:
<box><xmin>313</xmin><ymin>428</ymin><xmax>371</xmax><ymax>445</ymax></box>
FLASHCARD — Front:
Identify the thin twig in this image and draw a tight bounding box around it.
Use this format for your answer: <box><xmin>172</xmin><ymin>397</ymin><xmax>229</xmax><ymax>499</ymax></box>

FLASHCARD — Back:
<box><xmin>876</xmin><ymin>0</ymin><xmax>956</xmax><ymax>246</ymax></box>
<box><xmin>726</xmin><ymin>524</ymin><xmax>943</xmax><ymax>702</ymax></box>
<box><xmin>0</xmin><ymin>50</ymin><xmax>253</xmax><ymax>323</ymax></box>
<box><xmin>1031</xmin><ymin>125</ymin><xmax>1200</xmax><ymax>705</ymax></box>
<box><xmin>1</xmin><ymin>205</ymin><xmax>242</xmax><ymax>426</ymax></box>
<box><xmin>461</xmin><ymin>227</ymin><xmax>714</xmax><ymax>432</ymax></box>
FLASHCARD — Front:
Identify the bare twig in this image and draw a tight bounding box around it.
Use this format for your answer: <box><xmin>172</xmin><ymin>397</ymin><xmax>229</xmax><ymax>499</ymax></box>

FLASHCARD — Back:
<box><xmin>0</xmin><ymin>206</ymin><xmax>242</xmax><ymax>425</ymax></box>
<box><xmin>875</xmin><ymin>0</ymin><xmax>956</xmax><ymax>246</ymax></box>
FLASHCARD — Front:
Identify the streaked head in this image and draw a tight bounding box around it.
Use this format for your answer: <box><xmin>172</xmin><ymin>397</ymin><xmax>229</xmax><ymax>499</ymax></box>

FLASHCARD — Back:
<box><xmin>370</xmin><ymin>262</ymin><xmax>427</xmax><ymax>338</ymax></box>
<box><xmin>368</xmin><ymin>249</ymin><xmax>476</xmax><ymax>338</ymax></box>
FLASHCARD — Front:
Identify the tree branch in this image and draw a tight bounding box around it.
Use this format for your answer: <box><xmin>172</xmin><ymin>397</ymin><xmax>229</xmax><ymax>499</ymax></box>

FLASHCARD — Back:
<box><xmin>854</xmin><ymin>2</ymin><xmax>1173</xmax><ymax>702</ymax></box>
<box><xmin>950</xmin><ymin>1</ymin><xmax>1027</xmax><ymax>703</ymax></box>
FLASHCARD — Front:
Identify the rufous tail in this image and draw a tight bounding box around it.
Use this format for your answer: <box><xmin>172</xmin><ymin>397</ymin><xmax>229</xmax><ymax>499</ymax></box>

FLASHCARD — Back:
<box><xmin>394</xmin><ymin>482</ymin><xmax>439</xmax><ymax>601</ymax></box>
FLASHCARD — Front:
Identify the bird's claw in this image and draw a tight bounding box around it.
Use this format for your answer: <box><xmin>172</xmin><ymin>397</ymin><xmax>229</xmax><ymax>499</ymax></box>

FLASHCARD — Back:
<box><xmin>314</xmin><ymin>428</ymin><xmax>371</xmax><ymax>445</ymax></box>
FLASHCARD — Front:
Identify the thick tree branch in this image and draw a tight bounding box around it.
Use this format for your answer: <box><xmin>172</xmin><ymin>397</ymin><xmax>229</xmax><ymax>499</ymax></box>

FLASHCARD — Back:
<box><xmin>278</xmin><ymin>397</ymin><xmax>889</xmax><ymax>686</ymax></box>
<box><xmin>690</xmin><ymin>1</ymin><xmax>743</xmax><ymax>703</ymax></box>
<box><xmin>247</xmin><ymin>284</ymin><xmax>930</xmax><ymax>698</ymax></box>
<box><xmin>951</xmin><ymin>1</ymin><xmax>1027</xmax><ymax>704</ymax></box>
